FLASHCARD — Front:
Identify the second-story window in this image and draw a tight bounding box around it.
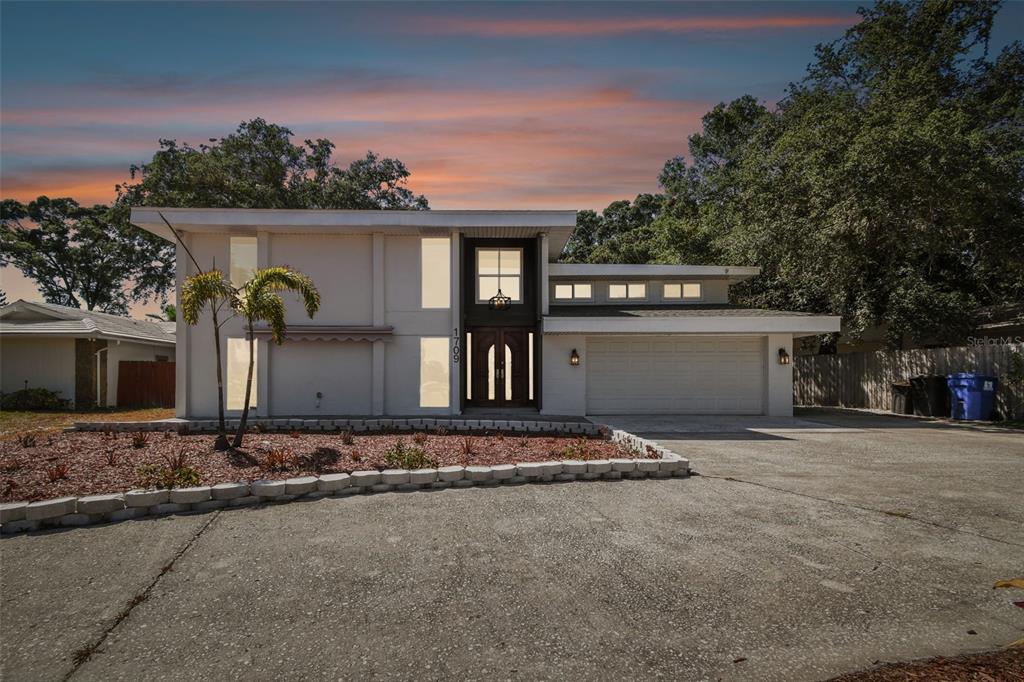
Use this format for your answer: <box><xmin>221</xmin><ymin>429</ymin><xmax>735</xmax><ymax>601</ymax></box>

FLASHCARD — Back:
<box><xmin>477</xmin><ymin>248</ymin><xmax>522</xmax><ymax>303</ymax></box>
<box><xmin>663</xmin><ymin>282</ymin><xmax>703</xmax><ymax>300</ymax></box>
<box><xmin>554</xmin><ymin>283</ymin><xmax>592</xmax><ymax>300</ymax></box>
<box><xmin>229</xmin><ymin>236</ymin><xmax>257</xmax><ymax>289</ymax></box>
<box><xmin>608</xmin><ymin>282</ymin><xmax>646</xmax><ymax>300</ymax></box>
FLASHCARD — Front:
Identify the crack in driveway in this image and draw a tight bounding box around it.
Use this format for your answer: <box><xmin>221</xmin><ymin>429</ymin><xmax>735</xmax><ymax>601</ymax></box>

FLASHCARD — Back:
<box><xmin>63</xmin><ymin>511</ymin><xmax>221</xmax><ymax>680</ymax></box>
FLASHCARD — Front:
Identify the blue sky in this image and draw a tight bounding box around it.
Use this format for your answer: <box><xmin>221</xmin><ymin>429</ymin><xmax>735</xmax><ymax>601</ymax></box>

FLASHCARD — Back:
<box><xmin>2</xmin><ymin>1</ymin><xmax>1021</xmax><ymax>309</ymax></box>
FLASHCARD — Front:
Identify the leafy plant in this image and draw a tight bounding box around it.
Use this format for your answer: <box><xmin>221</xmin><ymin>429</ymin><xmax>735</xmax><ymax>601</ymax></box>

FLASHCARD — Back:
<box><xmin>412</xmin><ymin>431</ymin><xmax>428</xmax><ymax>446</ymax></box>
<box><xmin>435</xmin><ymin>426</ymin><xmax>448</xmax><ymax>437</ymax></box>
<box><xmin>562</xmin><ymin>437</ymin><xmax>597</xmax><ymax>461</ymax></box>
<box><xmin>131</xmin><ymin>431</ymin><xmax>150</xmax><ymax>449</ymax></box>
<box><xmin>1</xmin><ymin>388</ymin><xmax>69</xmax><ymax>411</ymax></box>
<box><xmin>105</xmin><ymin>449</ymin><xmax>117</xmax><ymax>466</ymax></box>
<box><xmin>46</xmin><ymin>462</ymin><xmax>69</xmax><ymax>482</ymax></box>
<box><xmin>340</xmin><ymin>430</ymin><xmax>355</xmax><ymax>445</ymax></box>
<box><xmin>383</xmin><ymin>440</ymin><xmax>437</xmax><ymax>470</ymax></box>
<box><xmin>136</xmin><ymin>448</ymin><xmax>202</xmax><ymax>489</ymax></box>
<box><xmin>16</xmin><ymin>433</ymin><xmax>37</xmax><ymax>448</ymax></box>
<box><xmin>261</xmin><ymin>447</ymin><xmax>296</xmax><ymax>472</ymax></box>
<box><xmin>461</xmin><ymin>436</ymin><xmax>475</xmax><ymax>456</ymax></box>
<box><xmin>517</xmin><ymin>436</ymin><xmax>530</xmax><ymax>449</ymax></box>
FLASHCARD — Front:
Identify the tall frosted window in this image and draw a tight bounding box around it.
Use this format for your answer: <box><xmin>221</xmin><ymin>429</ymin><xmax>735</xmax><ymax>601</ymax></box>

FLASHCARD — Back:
<box><xmin>421</xmin><ymin>237</ymin><xmax>451</xmax><ymax>309</ymax></box>
<box><xmin>229</xmin><ymin>237</ymin><xmax>257</xmax><ymax>289</ymax></box>
<box><xmin>227</xmin><ymin>338</ymin><xmax>256</xmax><ymax>410</ymax></box>
<box><xmin>420</xmin><ymin>337</ymin><xmax>450</xmax><ymax>408</ymax></box>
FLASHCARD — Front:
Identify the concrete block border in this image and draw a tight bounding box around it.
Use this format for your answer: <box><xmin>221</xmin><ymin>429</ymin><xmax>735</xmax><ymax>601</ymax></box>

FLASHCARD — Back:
<box><xmin>72</xmin><ymin>416</ymin><xmax>603</xmax><ymax>436</ymax></box>
<box><xmin>1</xmin><ymin>426</ymin><xmax>688</xmax><ymax>536</ymax></box>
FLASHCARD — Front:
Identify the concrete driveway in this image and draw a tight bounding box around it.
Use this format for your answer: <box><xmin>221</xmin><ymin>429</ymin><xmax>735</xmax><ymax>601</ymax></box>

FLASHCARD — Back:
<box><xmin>2</xmin><ymin>410</ymin><xmax>1022</xmax><ymax>681</ymax></box>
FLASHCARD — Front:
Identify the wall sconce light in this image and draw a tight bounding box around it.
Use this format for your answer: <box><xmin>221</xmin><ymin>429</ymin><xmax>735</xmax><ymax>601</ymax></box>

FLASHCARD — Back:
<box><xmin>570</xmin><ymin>349</ymin><xmax>580</xmax><ymax>366</ymax></box>
<box><xmin>778</xmin><ymin>348</ymin><xmax>791</xmax><ymax>365</ymax></box>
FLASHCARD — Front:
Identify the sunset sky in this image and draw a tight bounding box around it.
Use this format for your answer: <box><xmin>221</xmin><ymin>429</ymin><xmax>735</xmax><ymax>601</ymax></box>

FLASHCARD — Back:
<box><xmin>2</xmin><ymin>1</ymin><xmax>1021</xmax><ymax>312</ymax></box>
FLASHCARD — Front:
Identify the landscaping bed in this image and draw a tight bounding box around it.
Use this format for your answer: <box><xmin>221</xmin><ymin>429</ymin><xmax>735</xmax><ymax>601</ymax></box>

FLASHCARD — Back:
<box><xmin>0</xmin><ymin>430</ymin><xmax>649</xmax><ymax>502</ymax></box>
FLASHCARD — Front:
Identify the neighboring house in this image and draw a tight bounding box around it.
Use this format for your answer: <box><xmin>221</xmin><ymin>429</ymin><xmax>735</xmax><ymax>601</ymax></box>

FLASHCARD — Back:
<box><xmin>131</xmin><ymin>208</ymin><xmax>839</xmax><ymax>419</ymax></box>
<box><xmin>0</xmin><ymin>300</ymin><xmax>176</xmax><ymax>409</ymax></box>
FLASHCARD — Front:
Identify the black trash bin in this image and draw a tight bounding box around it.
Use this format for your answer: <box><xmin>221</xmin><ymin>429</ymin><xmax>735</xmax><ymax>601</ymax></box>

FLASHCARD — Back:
<box><xmin>909</xmin><ymin>375</ymin><xmax>950</xmax><ymax>417</ymax></box>
<box><xmin>891</xmin><ymin>382</ymin><xmax>913</xmax><ymax>415</ymax></box>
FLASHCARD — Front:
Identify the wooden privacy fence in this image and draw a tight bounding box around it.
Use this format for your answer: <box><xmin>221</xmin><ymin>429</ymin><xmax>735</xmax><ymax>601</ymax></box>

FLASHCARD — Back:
<box><xmin>116</xmin><ymin>361</ymin><xmax>175</xmax><ymax>408</ymax></box>
<box><xmin>794</xmin><ymin>344</ymin><xmax>1024</xmax><ymax>420</ymax></box>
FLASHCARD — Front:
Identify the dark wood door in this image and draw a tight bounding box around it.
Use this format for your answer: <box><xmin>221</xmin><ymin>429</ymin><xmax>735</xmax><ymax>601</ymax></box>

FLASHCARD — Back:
<box><xmin>468</xmin><ymin>327</ymin><xmax>531</xmax><ymax>407</ymax></box>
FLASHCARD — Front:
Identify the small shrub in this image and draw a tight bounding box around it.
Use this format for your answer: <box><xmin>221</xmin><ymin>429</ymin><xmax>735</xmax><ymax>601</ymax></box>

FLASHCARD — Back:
<box><xmin>136</xmin><ymin>460</ymin><xmax>201</xmax><ymax>490</ymax></box>
<box><xmin>562</xmin><ymin>437</ymin><xmax>596</xmax><ymax>461</ymax></box>
<box><xmin>383</xmin><ymin>440</ymin><xmax>437</xmax><ymax>470</ymax></box>
<box><xmin>596</xmin><ymin>425</ymin><xmax>611</xmax><ymax>441</ymax></box>
<box><xmin>46</xmin><ymin>462</ymin><xmax>70</xmax><ymax>482</ymax></box>
<box><xmin>436</xmin><ymin>426</ymin><xmax>448</xmax><ymax>437</ymax></box>
<box><xmin>517</xmin><ymin>436</ymin><xmax>529</xmax><ymax>449</ymax></box>
<box><xmin>131</xmin><ymin>432</ymin><xmax>150</xmax><ymax>449</ymax></box>
<box><xmin>461</xmin><ymin>436</ymin><xmax>475</xmax><ymax>456</ymax></box>
<box><xmin>350</xmin><ymin>450</ymin><xmax>362</xmax><ymax>463</ymax></box>
<box><xmin>288</xmin><ymin>430</ymin><xmax>300</xmax><ymax>439</ymax></box>
<box><xmin>105</xmin><ymin>449</ymin><xmax>117</xmax><ymax>466</ymax></box>
<box><xmin>412</xmin><ymin>431</ymin><xmax>428</xmax><ymax>446</ymax></box>
<box><xmin>495</xmin><ymin>431</ymin><xmax>505</xmax><ymax>441</ymax></box>
<box><xmin>0</xmin><ymin>387</ymin><xmax>69</xmax><ymax>411</ymax></box>
<box><xmin>17</xmin><ymin>433</ymin><xmax>38</xmax><ymax>448</ymax></box>
<box><xmin>262</xmin><ymin>447</ymin><xmax>296</xmax><ymax>472</ymax></box>
<box><xmin>340</xmin><ymin>430</ymin><xmax>355</xmax><ymax>445</ymax></box>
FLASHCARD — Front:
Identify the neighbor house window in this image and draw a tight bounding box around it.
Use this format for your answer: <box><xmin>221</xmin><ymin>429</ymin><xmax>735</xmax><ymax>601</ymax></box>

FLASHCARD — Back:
<box><xmin>663</xmin><ymin>282</ymin><xmax>702</xmax><ymax>300</ymax></box>
<box><xmin>419</xmin><ymin>337</ymin><xmax>450</xmax><ymax>408</ymax></box>
<box><xmin>421</xmin><ymin>237</ymin><xmax>451</xmax><ymax>309</ymax></box>
<box><xmin>554</xmin><ymin>283</ymin><xmax>592</xmax><ymax>300</ymax></box>
<box><xmin>608</xmin><ymin>282</ymin><xmax>646</xmax><ymax>300</ymax></box>
<box><xmin>229</xmin><ymin>237</ymin><xmax>257</xmax><ymax>289</ymax></box>
<box><xmin>477</xmin><ymin>248</ymin><xmax>522</xmax><ymax>303</ymax></box>
<box><xmin>227</xmin><ymin>338</ymin><xmax>256</xmax><ymax>410</ymax></box>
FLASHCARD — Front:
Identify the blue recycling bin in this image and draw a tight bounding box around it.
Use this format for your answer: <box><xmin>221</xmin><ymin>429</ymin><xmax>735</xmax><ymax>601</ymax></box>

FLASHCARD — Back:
<box><xmin>946</xmin><ymin>373</ymin><xmax>998</xmax><ymax>421</ymax></box>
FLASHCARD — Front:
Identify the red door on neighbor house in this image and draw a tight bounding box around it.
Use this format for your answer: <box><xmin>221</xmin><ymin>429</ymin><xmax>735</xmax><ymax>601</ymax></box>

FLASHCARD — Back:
<box><xmin>116</xmin><ymin>361</ymin><xmax>175</xmax><ymax>408</ymax></box>
<box><xmin>467</xmin><ymin>327</ymin><xmax>531</xmax><ymax>408</ymax></box>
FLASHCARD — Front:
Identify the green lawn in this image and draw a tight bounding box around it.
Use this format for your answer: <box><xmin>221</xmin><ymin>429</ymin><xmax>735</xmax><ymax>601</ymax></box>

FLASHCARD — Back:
<box><xmin>0</xmin><ymin>408</ymin><xmax>175</xmax><ymax>440</ymax></box>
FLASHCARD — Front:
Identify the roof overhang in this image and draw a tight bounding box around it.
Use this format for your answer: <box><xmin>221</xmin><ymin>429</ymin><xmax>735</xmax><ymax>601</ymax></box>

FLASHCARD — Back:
<box><xmin>131</xmin><ymin>208</ymin><xmax>578</xmax><ymax>260</ymax></box>
<box><xmin>542</xmin><ymin>314</ymin><xmax>841</xmax><ymax>338</ymax></box>
<box><xmin>0</xmin><ymin>328</ymin><xmax>175</xmax><ymax>346</ymax></box>
<box><xmin>548</xmin><ymin>263</ymin><xmax>760</xmax><ymax>282</ymax></box>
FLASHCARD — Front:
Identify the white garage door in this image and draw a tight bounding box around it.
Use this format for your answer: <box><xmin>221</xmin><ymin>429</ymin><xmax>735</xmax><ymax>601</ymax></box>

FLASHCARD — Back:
<box><xmin>586</xmin><ymin>336</ymin><xmax>765</xmax><ymax>415</ymax></box>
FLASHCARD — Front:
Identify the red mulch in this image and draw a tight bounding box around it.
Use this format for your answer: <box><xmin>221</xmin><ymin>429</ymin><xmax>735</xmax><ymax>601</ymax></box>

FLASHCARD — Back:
<box><xmin>828</xmin><ymin>647</ymin><xmax>1024</xmax><ymax>681</ymax></box>
<box><xmin>0</xmin><ymin>431</ymin><xmax>645</xmax><ymax>502</ymax></box>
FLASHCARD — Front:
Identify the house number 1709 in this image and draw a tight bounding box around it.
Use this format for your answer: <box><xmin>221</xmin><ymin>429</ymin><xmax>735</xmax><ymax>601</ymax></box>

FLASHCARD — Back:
<box><xmin>452</xmin><ymin>327</ymin><xmax>460</xmax><ymax>363</ymax></box>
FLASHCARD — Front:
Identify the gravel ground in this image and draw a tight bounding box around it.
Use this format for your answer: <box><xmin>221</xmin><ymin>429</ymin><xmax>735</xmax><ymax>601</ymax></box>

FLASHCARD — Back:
<box><xmin>0</xmin><ymin>430</ymin><xmax>642</xmax><ymax>501</ymax></box>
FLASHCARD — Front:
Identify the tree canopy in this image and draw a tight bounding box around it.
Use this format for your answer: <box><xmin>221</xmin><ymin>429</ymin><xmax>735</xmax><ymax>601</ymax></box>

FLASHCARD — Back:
<box><xmin>0</xmin><ymin>197</ymin><xmax>173</xmax><ymax>314</ymax></box>
<box><xmin>115</xmin><ymin>118</ymin><xmax>428</xmax><ymax>211</ymax></box>
<box><xmin>568</xmin><ymin>0</ymin><xmax>1024</xmax><ymax>349</ymax></box>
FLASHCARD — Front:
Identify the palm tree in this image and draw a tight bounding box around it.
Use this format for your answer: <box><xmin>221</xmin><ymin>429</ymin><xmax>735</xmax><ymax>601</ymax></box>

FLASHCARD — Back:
<box><xmin>232</xmin><ymin>267</ymin><xmax>320</xmax><ymax>448</ymax></box>
<box><xmin>180</xmin><ymin>270</ymin><xmax>236</xmax><ymax>451</ymax></box>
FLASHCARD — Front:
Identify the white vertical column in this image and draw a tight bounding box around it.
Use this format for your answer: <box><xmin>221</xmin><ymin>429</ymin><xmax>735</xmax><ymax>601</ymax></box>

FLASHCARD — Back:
<box><xmin>539</xmin><ymin>232</ymin><xmax>550</xmax><ymax>316</ymax></box>
<box><xmin>174</xmin><ymin>233</ymin><xmax>191</xmax><ymax>419</ymax></box>
<box><xmin>765</xmin><ymin>333</ymin><xmax>794</xmax><ymax>417</ymax></box>
<box><xmin>371</xmin><ymin>233</ymin><xmax>385</xmax><ymax>415</ymax></box>
<box><xmin>449</xmin><ymin>231</ymin><xmax>461</xmax><ymax>415</ymax></box>
<box><xmin>256</xmin><ymin>231</ymin><xmax>270</xmax><ymax>417</ymax></box>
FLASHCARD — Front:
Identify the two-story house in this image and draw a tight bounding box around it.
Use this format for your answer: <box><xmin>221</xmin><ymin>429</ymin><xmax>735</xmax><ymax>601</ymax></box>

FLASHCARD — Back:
<box><xmin>131</xmin><ymin>208</ymin><xmax>839</xmax><ymax>419</ymax></box>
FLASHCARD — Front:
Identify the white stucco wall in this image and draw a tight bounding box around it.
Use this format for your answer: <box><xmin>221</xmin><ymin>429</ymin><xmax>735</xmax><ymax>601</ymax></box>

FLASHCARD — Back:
<box><xmin>0</xmin><ymin>337</ymin><xmax>76</xmax><ymax>406</ymax></box>
<box><xmin>764</xmin><ymin>333</ymin><xmax>794</xmax><ymax>417</ymax></box>
<box><xmin>540</xmin><ymin>334</ymin><xmax>587</xmax><ymax>416</ymax></box>
<box><xmin>177</xmin><ymin>231</ymin><xmax>458</xmax><ymax>418</ymax></box>
<box><xmin>105</xmin><ymin>341</ymin><xmax>172</xmax><ymax>407</ymax></box>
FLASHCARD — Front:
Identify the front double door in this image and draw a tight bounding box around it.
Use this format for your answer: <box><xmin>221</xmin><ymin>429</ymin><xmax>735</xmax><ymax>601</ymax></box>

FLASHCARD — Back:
<box><xmin>468</xmin><ymin>327</ymin><xmax>531</xmax><ymax>408</ymax></box>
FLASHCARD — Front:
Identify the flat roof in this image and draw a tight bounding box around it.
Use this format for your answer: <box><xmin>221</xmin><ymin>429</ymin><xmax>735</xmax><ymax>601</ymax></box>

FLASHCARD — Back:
<box><xmin>548</xmin><ymin>264</ymin><xmax>760</xmax><ymax>281</ymax></box>
<box><xmin>547</xmin><ymin>304</ymin><xmax>813</xmax><ymax>318</ymax></box>
<box><xmin>131</xmin><ymin>208</ymin><xmax>578</xmax><ymax>259</ymax></box>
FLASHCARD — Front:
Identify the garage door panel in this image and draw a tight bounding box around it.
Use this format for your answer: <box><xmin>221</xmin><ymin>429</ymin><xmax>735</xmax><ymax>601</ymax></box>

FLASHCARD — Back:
<box><xmin>586</xmin><ymin>336</ymin><xmax>764</xmax><ymax>415</ymax></box>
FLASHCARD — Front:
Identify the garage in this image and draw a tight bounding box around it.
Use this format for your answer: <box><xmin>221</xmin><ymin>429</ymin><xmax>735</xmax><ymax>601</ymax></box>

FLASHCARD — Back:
<box><xmin>585</xmin><ymin>336</ymin><xmax>765</xmax><ymax>415</ymax></box>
